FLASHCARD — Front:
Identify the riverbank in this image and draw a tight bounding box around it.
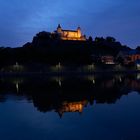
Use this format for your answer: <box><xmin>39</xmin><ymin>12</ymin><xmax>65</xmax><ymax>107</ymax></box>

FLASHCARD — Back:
<box><xmin>0</xmin><ymin>69</ymin><xmax>140</xmax><ymax>77</ymax></box>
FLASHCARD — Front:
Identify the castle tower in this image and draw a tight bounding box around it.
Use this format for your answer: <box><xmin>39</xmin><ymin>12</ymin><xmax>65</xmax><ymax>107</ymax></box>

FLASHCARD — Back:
<box><xmin>57</xmin><ymin>24</ymin><xmax>62</xmax><ymax>33</ymax></box>
<box><xmin>77</xmin><ymin>26</ymin><xmax>82</xmax><ymax>38</ymax></box>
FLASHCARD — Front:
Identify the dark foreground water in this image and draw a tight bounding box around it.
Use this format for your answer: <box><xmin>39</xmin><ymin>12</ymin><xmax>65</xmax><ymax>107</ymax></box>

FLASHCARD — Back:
<box><xmin>0</xmin><ymin>74</ymin><xmax>140</xmax><ymax>140</ymax></box>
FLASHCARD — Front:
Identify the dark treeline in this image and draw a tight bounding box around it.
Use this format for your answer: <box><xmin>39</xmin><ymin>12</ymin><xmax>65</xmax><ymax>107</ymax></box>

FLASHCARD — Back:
<box><xmin>0</xmin><ymin>31</ymin><xmax>132</xmax><ymax>68</ymax></box>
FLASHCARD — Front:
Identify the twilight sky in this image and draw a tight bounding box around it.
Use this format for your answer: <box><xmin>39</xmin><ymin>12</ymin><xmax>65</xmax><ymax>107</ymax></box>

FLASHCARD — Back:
<box><xmin>0</xmin><ymin>0</ymin><xmax>140</xmax><ymax>48</ymax></box>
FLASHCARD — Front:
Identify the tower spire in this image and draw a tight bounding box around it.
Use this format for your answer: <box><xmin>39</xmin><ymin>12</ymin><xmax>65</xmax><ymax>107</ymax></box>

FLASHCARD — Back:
<box><xmin>57</xmin><ymin>24</ymin><xmax>62</xmax><ymax>33</ymax></box>
<box><xmin>58</xmin><ymin>24</ymin><xmax>61</xmax><ymax>29</ymax></box>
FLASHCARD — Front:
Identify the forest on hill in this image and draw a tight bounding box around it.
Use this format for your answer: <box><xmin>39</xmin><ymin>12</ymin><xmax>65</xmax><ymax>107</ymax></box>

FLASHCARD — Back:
<box><xmin>0</xmin><ymin>31</ymin><xmax>132</xmax><ymax>67</ymax></box>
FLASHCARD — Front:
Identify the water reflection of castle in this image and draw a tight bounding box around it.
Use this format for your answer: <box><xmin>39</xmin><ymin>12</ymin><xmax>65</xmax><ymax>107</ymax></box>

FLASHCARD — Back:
<box><xmin>0</xmin><ymin>74</ymin><xmax>140</xmax><ymax>117</ymax></box>
<box><xmin>57</xmin><ymin>101</ymin><xmax>88</xmax><ymax>117</ymax></box>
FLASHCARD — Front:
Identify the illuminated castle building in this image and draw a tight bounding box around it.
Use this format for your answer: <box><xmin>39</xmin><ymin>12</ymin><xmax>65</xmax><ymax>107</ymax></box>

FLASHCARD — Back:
<box><xmin>54</xmin><ymin>24</ymin><xmax>86</xmax><ymax>41</ymax></box>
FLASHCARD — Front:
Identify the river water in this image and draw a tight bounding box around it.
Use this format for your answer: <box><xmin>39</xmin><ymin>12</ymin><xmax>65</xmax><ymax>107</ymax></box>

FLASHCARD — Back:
<box><xmin>0</xmin><ymin>74</ymin><xmax>140</xmax><ymax>140</ymax></box>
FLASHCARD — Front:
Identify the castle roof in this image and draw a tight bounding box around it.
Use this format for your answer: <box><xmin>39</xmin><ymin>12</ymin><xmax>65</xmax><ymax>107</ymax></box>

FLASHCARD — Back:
<box><xmin>57</xmin><ymin>24</ymin><xmax>80</xmax><ymax>32</ymax></box>
<box><xmin>57</xmin><ymin>24</ymin><xmax>61</xmax><ymax>28</ymax></box>
<box><xmin>62</xmin><ymin>29</ymin><xmax>77</xmax><ymax>32</ymax></box>
<box><xmin>120</xmin><ymin>50</ymin><xmax>140</xmax><ymax>55</ymax></box>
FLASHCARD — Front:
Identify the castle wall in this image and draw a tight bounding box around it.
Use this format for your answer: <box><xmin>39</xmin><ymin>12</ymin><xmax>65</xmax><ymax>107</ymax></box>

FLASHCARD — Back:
<box><xmin>62</xmin><ymin>31</ymin><xmax>80</xmax><ymax>38</ymax></box>
<box><xmin>56</xmin><ymin>25</ymin><xmax>86</xmax><ymax>41</ymax></box>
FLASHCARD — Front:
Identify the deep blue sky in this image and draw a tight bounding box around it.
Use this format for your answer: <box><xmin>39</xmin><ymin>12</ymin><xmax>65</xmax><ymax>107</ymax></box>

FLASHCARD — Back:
<box><xmin>0</xmin><ymin>0</ymin><xmax>140</xmax><ymax>48</ymax></box>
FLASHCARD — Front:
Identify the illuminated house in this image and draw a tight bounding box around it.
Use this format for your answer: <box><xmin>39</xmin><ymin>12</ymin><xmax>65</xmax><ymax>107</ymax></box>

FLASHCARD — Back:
<box><xmin>54</xmin><ymin>24</ymin><xmax>86</xmax><ymax>41</ymax></box>
<box><xmin>101</xmin><ymin>55</ymin><xmax>115</xmax><ymax>64</ymax></box>
<box><xmin>117</xmin><ymin>50</ymin><xmax>140</xmax><ymax>64</ymax></box>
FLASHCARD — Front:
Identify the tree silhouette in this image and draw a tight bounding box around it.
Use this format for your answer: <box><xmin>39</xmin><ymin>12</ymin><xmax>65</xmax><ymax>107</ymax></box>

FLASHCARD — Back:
<box><xmin>88</xmin><ymin>36</ymin><xmax>93</xmax><ymax>42</ymax></box>
<box><xmin>106</xmin><ymin>37</ymin><xmax>116</xmax><ymax>43</ymax></box>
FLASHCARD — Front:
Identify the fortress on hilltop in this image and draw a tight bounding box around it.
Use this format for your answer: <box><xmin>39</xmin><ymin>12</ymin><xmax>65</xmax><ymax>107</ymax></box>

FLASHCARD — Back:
<box><xmin>54</xmin><ymin>24</ymin><xmax>86</xmax><ymax>41</ymax></box>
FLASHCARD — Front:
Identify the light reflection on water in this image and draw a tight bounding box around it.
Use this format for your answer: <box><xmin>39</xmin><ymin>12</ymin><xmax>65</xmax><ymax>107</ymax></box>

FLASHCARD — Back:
<box><xmin>0</xmin><ymin>74</ymin><xmax>140</xmax><ymax>140</ymax></box>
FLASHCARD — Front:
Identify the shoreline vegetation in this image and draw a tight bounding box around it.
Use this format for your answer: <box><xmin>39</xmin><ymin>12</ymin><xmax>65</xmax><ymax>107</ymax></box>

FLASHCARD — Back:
<box><xmin>0</xmin><ymin>30</ymin><xmax>140</xmax><ymax>74</ymax></box>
